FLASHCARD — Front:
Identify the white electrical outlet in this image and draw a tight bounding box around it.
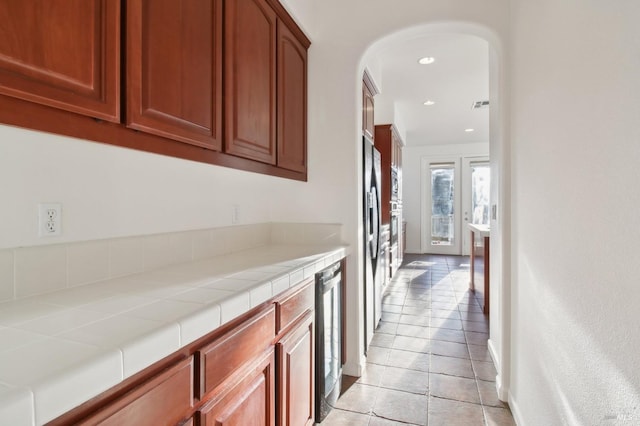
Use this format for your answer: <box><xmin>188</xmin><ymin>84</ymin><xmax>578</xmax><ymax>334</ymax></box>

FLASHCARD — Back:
<box><xmin>38</xmin><ymin>203</ymin><xmax>62</xmax><ymax>237</ymax></box>
<box><xmin>232</xmin><ymin>204</ymin><xmax>240</xmax><ymax>224</ymax></box>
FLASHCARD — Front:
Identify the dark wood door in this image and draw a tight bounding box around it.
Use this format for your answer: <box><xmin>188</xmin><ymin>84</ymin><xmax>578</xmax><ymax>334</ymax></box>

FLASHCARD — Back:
<box><xmin>277</xmin><ymin>313</ymin><xmax>314</xmax><ymax>426</ymax></box>
<box><xmin>224</xmin><ymin>0</ymin><xmax>277</xmax><ymax>164</ymax></box>
<box><xmin>198</xmin><ymin>350</ymin><xmax>275</xmax><ymax>426</ymax></box>
<box><xmin>276</xmin><ymin>20</ymin><xmax>307</xmax><ymax>174</ymax></box>
<box><xmin>0</xmin><ymin>0</ymin><xmax>120</xmax><ymax>122</ymax></box>
<box><xmin>126</xmin><ymin>0</ymin><xmax>222</xmax><ymax>150</ymax></box>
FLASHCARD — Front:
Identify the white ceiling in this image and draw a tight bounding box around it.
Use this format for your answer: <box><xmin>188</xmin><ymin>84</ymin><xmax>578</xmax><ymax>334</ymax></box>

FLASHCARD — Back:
<box><xmin>370</xmin><ymin>33</ymin><xmax>490</xmax><ymax>147</ymax></box>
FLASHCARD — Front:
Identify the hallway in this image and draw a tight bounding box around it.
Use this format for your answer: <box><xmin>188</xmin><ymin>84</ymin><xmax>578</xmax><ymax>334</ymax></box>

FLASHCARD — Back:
<box><xmin>322</xmin><ymin>254</ymin><xmax>515</xmax><ymax>425</ymax></box>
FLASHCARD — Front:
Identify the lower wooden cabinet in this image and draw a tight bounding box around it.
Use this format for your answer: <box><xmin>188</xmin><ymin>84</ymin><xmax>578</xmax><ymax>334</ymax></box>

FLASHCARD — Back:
<box><xmin>197</xmin><ymin>349</ymin><xmax>275</xmax><ymax>426</ymax></box>
<box><xmin>196</xmin><ymin>305</ymin><xmax>276</xmax><ymax>399</ymax></box>
<box><xmin>75</xmin><ymin>357</ymin><xmax>194</xmax><ymax>426</ymax></box>
<box><xmin>276</xmin><ymin>313</ymin><xmax>314</xmax><ymax>426</ymax></box>
<box><xmin>48</xmin><ymin>279</ymin><xmax>316</xmax><ymax>426</ymax></box>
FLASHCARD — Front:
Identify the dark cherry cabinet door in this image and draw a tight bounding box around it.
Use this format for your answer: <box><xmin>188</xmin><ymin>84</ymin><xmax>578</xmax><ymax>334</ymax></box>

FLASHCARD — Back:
<box><xmin>0</xmin><ymin>0</ymin><xmax>120</xmax><ymax>122</ymax></box>
<box><xmin>362</xmin><ymin>81</ymin><xmax>375</xmax><ymax>140</ymax></box>
<box><xmin>126</xmin><ymin>0</ymin><xmax>222</xmax><ymax>150</ymax></box>
<box><xmin>224</xmin><ymin>0</ymin><xmax>277</xmax><ymax>165</ymax></box>
<box><xmin>276</xmin><ymin>21</ymin><xmax>307</xmax><ymax>174</ymax></box>
<box><xmin>277</xmin><ymin>313</ymin><xmax>314</xmax><ymax>426</ymax></box>
<box><xmin>76</xmin><ymin>357</ymin><xmax>194</xmax><ymax>426</ymax></box>
<box><xmin>197</xmin><ymin>350</ymin><xmax>276</xmax><ymax>426</ymax></box>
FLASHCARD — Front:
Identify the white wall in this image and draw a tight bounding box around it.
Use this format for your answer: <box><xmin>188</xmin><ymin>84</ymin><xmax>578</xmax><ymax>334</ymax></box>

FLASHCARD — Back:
<box><xmin>509</xmin><ymin>0</ymin><xmax>640</xmax><ymax>424</ymax></box>
<box><xmin>0</xmin><ymin>125</ymin><xmax>290</xmax><ymax>249</ymax></box>
<box><xmin>402</xmin><ymin>142</ymin><xmax>489</xmax><ymax>254</ymax></box>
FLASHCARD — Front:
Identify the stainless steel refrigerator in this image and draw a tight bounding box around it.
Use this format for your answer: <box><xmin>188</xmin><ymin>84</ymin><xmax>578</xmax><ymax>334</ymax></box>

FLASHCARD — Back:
<box><xmin>363</xmin><ymin>136</ymin><xmax>382</xmax><ymax>351</ymax></box>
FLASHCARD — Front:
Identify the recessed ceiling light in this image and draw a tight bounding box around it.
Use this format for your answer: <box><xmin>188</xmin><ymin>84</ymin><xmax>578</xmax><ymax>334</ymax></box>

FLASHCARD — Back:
<box><xmin>418</xmin><ymin>57</ymin><xmax>435</xmax><ymax>65</ymax></box>
<box><xmin>465</xmin><ymin>128</ymin><xmax>475</xmax><ymax>132</ymax></box>
<box><xmin>423</xmin><ymin>100</ymin><xmax>435</xmax><ymax>106</ymax></box>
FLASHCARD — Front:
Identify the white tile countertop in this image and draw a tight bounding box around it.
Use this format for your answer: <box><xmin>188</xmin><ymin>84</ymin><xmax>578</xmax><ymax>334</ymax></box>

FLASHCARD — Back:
<box><xmin>468</xmin><ymin>223</ymin><xmax>490</xmax><ymax>237</ymax></box>
<box><xmin>0</xmin><ymin>243</ymin><xmax>348</xmax><ymax>426</ymax></box>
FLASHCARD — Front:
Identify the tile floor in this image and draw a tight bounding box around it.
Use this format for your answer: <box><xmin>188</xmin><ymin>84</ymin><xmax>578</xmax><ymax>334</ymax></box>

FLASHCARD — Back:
<box><xmin>320</xmin><ymin>254</ymin><xmax>516</xmax><ymax>426</ymax></box>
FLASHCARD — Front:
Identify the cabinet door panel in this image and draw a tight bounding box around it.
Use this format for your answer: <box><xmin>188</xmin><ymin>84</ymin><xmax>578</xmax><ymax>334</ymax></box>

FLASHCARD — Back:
<box><xmin>275</xmin><ymin>278</ymin><xmax>313</xmax><ymax>335</ymax></box>
<box><xmin>276</xmin><ymin>21</ymin><xmax>307</xmax><ymax>173</ymax></box>
<box><xmin>198</xmin><ymin>350</ymin><xmax>275</xmax><ymax>426</ymax></box>
<box><xmin>0</xmin><ymin>0</ymin><xmax>119</xmax><ymax>121</ymax></box>
<box><xmin>277</xmin><ymin>314</ymin><xmax>314</xmax><ymax>426</ymax></box>
<box><xmin>362</xmin><ymin>82</ymin><xmax>375</xmax><ymax>140</ymax></box>
<box><xmin>224</xmin><ymin>0</ymin><xmax>277</xmax><ymax>164</ymax></box>
<box><xmin>127</xmin><ymin>0</ymin><xmax>222</xmax><ymax>150</ymax></box>
<box><xmin>77</xmin><ymin>357</ymin><xmax>193</xmax><ymax>425</ymax></box>
<box><xmin>197</xmin><ymin>305</ymin><xmax>276</xmax><ymax>399</ymax></box>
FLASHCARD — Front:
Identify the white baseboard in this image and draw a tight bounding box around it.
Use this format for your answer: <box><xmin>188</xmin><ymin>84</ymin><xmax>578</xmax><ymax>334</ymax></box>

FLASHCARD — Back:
<box><xmin>487</xmin><ymin>338</ymin><xmax>500</xmax><ymax>369</ymax></box>
<box><xmin>508</xmin><ymin>390</ymin><xmax>525</xmax><ymax>426</ymax></box>
<box><xmin>487</xmin><ymin>338</ymin><xmax>510</xmax><ymax>401</ymax></box>
<box><xmin>342</xmin><ymin>354</ymin><xmax>367</xmax><ymax>377</ymax></box>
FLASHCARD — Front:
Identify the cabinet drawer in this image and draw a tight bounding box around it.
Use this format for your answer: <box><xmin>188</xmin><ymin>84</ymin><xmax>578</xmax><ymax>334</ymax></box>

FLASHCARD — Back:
<box><xmin>275</xmin><ymin>278</ymin><xmax>314</xmax><ymax>334</ymax></box>
<box><xmin>197</xmin><ymin>348</ymin><xmax>275</xmax><ymax>426</ymax></box>
<box><xmin>197</xmin><ymin>304</ymin><xmax>276</xmax><ymax>399</ymax></box>
<box><xmin>77</xmin><ymin>357</ymin><xmax>194</xmax><ymax>425</ymax></box>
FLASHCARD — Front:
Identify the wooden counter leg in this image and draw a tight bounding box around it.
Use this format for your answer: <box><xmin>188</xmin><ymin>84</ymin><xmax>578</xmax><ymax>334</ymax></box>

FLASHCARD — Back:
<box><xmin>484</xmin><ymin>236</ymin><xmax>490</xmax><ymax>315</ymax></box>
<box><xmin>469</xmin><ymin>230</ymin><xmax>475</xmax><ymax>292</ymax></box>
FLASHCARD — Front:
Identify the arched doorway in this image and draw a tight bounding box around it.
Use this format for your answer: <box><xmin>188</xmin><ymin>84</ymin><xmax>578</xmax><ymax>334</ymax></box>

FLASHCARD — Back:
<box><xmin>357</xmin><ymin>22</ymin><xmax>511</xmax><ymax>401</ymax></box>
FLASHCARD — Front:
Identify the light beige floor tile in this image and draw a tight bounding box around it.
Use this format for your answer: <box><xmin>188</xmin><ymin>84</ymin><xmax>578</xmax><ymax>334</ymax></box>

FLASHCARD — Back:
<box><xmin>385</xmin><ymin>349</ymin><xmax>430</xmax><ymax>372</ymax></box>
<box><xmin>429</xmin><ymin>373</ymin><xmax>481</xmax><ymax>404</ymax></box>
<box><xmin>477</xmin><ymin>379</ymin><xmax>507</xmax><ymax>408</ymax></box>
<box><xmin>430</xmin><ymin>327</ymin><xmax>466</xmax><ymax>344</ymax></box>
<box><xmin>370</xmin><ymin>333</ymin><xmax>395</xmax><ymax>348</ymax></box>
<box><xmin>428</xmin><ymin>396</ymin><xmax>484</xmax><ymax>426</ymax></box>
<box><xmin>379</xmin><ymin>366</ymin><xmax>429</xmax><ymax>394</ymax></box>
<box><xmin>367</xmin><ymin>346</ymin><xmax>392</xmax><ymax>365</ymax></box>
<box><xmin>465</xmin><ymin>331</ymin><xmax>489</xmax><ymax>346</ymax></box>
<box><xmin>430</xmin><ymin>354</ymin><xmax>474</xmax><ymax>378</ymax></box>
<box><xmin>396</xmin><ymin>324</ymin><xmax>430</xmax><ymax>339</ymax></box>
<box><xmin>430</xmin><ymin>340</ymin><xmax>470</xmax><ymax>359</ymax></box>
<box><xmin>484</xmin><ymin>406</ymin><xmax>517</xmax><ymax>426</ymax></box>
<box><xmin>319</xmin><ymin>408</ymin><xmax>370</xmax><ymax>425</ymax></box>
<box><xmin>467</xmin><ymin>343</ymin><xmax>493</xmax><ymax>362</ymax></box>
<box><xmin>391</xmin><ymin>335</ymin><xmax>430</xmax><ymax>353</ymax></box>
<box><xmin>472</xmin><ymin>359</ymin><xmax>497</xmax><ymax>382</ymax></box>
<box><xmin>373</xmin><ymin>388</ymin><xmax>428</xmax><ymax>425</ymax></box>
<box><xmin>333</xmin><ymin>383</ymin><xmax>378</xmax><ymax>414</ymax></box>
<box><xmin>357</xmin><ymin>363</ymin><xmax>386</xmax><ymax>386</ymax></box>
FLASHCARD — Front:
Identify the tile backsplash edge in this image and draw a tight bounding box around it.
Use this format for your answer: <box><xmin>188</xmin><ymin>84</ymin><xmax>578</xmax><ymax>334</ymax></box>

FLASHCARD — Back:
<box><xmin>0</xmin><ymin>222</ymin><xmax>343</xmax><ymax>303</ymax></box>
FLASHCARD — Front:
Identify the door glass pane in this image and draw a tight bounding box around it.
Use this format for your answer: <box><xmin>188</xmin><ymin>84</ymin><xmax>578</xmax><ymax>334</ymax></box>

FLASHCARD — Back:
<box><xmin>471</xmin><ymin>163</ymin><xmax>490</xmax><ymax>225</ymax></box>
<box><xmin>431</xmin><ymin>164</ymin><xmax>455</xmax><ymax>246</ymax></box>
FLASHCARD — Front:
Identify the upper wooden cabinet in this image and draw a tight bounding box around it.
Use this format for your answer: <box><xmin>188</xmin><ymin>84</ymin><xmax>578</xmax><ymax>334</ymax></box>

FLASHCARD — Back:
<box><xmin>276</xmin><ymin>20</ymin><xmax>308</xmax><ymax>173</ymax></box>
<box><xmin>126</xmin><ymin>0</ymin><xmax>222</xmax><ymax>150</ymax></box>
<box><xmin>0</xmin><ymin>0</ymin><xmax>309</xmax><ymax>180</ymax></box>
<box><xmin>224</xmin><ymin>0</ymin><xmax>278</xmax><ymax>165</ymax></box>
<box><xmin>0</xmin><ymin>0</ymin><xmax>120</xmax><ymax>122</ymax></box>
<box><xmin>362</xmin><ymin>73</ymin><xmax>376</xmax><ymax>141</ymax></box>
<box><xmin>375</xmin><ymin>124</ymin><xmax>404</xmax><ymax>224</ymax></box>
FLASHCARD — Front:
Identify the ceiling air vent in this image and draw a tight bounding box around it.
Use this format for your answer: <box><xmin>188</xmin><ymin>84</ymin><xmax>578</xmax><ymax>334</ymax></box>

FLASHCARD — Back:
<box><xmin>472</xmin><ymin>100</ymin><xmax>490</xmax><ymax>109</ymax></box>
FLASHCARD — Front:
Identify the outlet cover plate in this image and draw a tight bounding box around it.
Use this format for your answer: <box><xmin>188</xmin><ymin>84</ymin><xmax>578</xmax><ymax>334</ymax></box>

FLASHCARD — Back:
<box><xmin>38</xmin><ymin>203</ymin><xmax>62</xmax><ymax>237</ymax></box>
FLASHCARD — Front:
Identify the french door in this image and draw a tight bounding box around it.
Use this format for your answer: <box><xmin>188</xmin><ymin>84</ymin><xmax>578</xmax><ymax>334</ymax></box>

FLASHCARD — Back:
<box><xmin>461</xmin><ymin>157</ymin><xmax>490</xmax><ymax>254</ymax></box>
<box><xmin>422</xmin><ymin>156</ymin><xmax>489</xmax><ymax>255</ymax></box>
